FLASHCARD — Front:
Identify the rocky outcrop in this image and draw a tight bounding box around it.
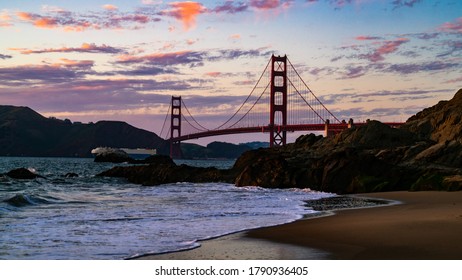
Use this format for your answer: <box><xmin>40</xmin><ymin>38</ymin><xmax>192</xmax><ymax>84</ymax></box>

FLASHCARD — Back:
<box><xmin>5</xmin><ymin>168</ymin><xmax>45</xmax><ymax>179</ymax></box>
<box><xmin>402</xmin><ymin>89</ymin><xmax>462</xmax><ymax>143</ymax></box>
<box><xmin>97</xmin><ymin>155</ymin><xmax>233</xmax><ymax>185</ymax></box>
<box><xmin>94</xmin><ymin>148</ymin><xmax>133</xmax><ymax>163</ymax></box>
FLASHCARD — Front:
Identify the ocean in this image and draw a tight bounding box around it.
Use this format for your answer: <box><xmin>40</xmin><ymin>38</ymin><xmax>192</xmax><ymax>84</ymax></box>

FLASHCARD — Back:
<box><xmin>0</xmin><ymin>157</ymin><xmax>335</xmax><ymax>260</ymax></box>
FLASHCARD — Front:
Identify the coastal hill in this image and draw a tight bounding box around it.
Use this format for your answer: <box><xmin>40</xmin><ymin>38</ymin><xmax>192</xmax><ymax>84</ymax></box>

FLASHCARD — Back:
<box><xmin>100</xmin><ymin>88</ymin><xmax>462</xmax><ymax>193</ymax></box>
<box><xmin>0</xmin><ymin>105</ymin><xmax>169</xmax><ymax>157</ymax></box>
<box><xmin>0</xmin><ymin>105</ymin><xmax>266</xmax><ymax>159</ymax></box>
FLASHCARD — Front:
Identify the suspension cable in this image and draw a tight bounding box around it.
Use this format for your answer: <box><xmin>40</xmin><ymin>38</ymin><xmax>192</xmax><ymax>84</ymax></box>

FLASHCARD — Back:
<box><xmin>213</xmin><ymin>57</ymin><xmax>272</xmax><ymax>130</ymax></box>
<box><xmin>159</xmin><ymin>103</ymin><xmax>171</xmax><ymax>139</ymax></box>
<box><xmin>181</xmin><ymin>99</ymin><xmax>209</xmax><ymax>131</ymax></box>
<box><xmin>287</xmin><ymin>57</ymin><xmax>341</xmax><ymax>123</ymax></box>
<box><xmin>225</xmin><ymin>82</ymin><xmax>270</xmax><ymax>129</ymax></box>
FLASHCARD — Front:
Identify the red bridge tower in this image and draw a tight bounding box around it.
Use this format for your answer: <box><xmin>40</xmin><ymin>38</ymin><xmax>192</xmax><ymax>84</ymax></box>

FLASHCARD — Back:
<box><xmin>270</xmin><ymin>55</ymin><xmax>288</xmax><ymax>147</ymax></box>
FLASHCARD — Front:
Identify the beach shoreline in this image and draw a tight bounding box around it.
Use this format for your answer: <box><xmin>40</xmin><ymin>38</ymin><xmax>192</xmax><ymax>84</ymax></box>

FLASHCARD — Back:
<box><xmin>138</xmin><ymin>191</ymin><xmax>462</xmax><ymax>260</ymax></box>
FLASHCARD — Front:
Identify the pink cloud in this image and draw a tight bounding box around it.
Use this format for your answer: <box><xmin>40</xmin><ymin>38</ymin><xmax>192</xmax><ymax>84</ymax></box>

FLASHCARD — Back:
<box><xmin>205</xmin><ymin>72</ymin><xmax>222</xmax><ymax>78</ymax></box>
<box><xmin>10</xmin><ymin>43</ymin><xmax>123</xmax><ymax>54</ymax></box>
<box><xmin>16</xmin><ymin>11</ymin><xmax>96</xmax><ymax>31</ymax></box>
<box><xmin>229</xmin><ymin>34</ymin><xmax>241</xmax><ymax>40</ymax></box>
<box><xmin>439</xmin><ymin>17</ymin><xmax>462</xmax><ymax>34</ymax></box>
<box><xmin>160</xmin><ymin>1</ymin><xmax>206</xmax><ymax>31</ymax></box>
<box><xmin>362</xmin><ymin>38</ymin><xmax>409</xmax><ymax>62</ymax></box>
<box><xmin>16</xmin><ymin>8</ymin><xmax>160</xmax><ymax>32</ymax></box>
<box><xmin>250</xmin><ymin>0</ymin><xmax>282</xmax><ymax>10</ymax></box>
<box><xmin>0</xmin><ymin>11</ymin><xmax>13</xmax><ymax>27</ymax></box>
<box><xmin>355</xmin><ymin>35</ymin><xmax>382</xmax><ymax>41</ymax></box>
<box><xmin>445</xmin><ymin>76</ymin><xmax>462</xmax><ymax>84</ymax></box>
<box><xmin>102</xmin><ymin>4</ymin><xmax>118</xmax><ymax>11</ymax></box>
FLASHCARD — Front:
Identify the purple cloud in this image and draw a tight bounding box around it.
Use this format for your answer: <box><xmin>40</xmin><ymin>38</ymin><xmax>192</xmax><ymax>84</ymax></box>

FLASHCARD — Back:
<box><xmin>392</xmin><ymin>0</ymin><xmax>423</xmax><ymax>9</ymax></box>
<box><xmin>360</xmin><ymin>38</ymin><xmax>410</xmax><ymax>62</ymax></box>
<box><xmin>0</xmin><ymin>60</ymin><xmax>94</xmax><ymax>84</ymax></box>
<box><xmin>211</xmin><ymin>1</ymin><xmax>249</xmax><ymax>14</ymax></box>
<box><xmin>386</xmin><ymin>61</ymin><xmax>460</xmax><ymax>74</ymax></box>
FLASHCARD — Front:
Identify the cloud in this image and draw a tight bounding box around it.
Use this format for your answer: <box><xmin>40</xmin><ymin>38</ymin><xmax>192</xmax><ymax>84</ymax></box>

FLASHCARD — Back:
<box><xmin>229</xmin><ymin>34</ymin><xmax>242</xmax><ymax>40</ymax></box>
<box><xmin>211</xmin><ymin>1</ymin><xmax>249</xmax><ymax>14</ymax></box>
<box><xmin>102</xmin><ymin>4</ymin><xmax>119</xmax><ymax>11</ymax></box>
<box><xmin>360</xmin><ymin>38</ymin><xmax>409</xmax><ymax>62</ymax></box>
<box><xmin>250</xmin><ymin>0</ymin><xmax>283</xmax><ymax>10</ymax></box>
<box><xmin>116</xmin><ymin>48</ymin><xmax>272</xmax><ymax>66</ymax></box>
<box><xmin>160</xmin><ymin>1</ymin><xmax>206</xmax><ymax>30</ymax></box>
<box><xmin>385</xmin><ymin>61</ymin><xmax>461</xmax><ymax>74</ymax></box>
<box><xmin>355</xmin><ymin>35</ymin><xmax>383</xmax><ymax>41</ymax></box>
<box><xmin>10</xmin><ymin>43</ymin><xmax>124</xmax><ymax>55</ymax></box>
<box><xmin>0</xmin><ymin>54</ymin><xmax>12</xmax><ymax>60</ymax></box>
<box><xmin>15</xmin><ymin>7</ymin><xmax>161</xmax><ymax>32</ymax></box>
<box><xmin>437</xmin><ymin>40</ymin><xmax>462</xmax><ymax>57</ymax></box>
<box><xmin>0</xmin><ymin>61</ymin><xmax>93</xmax><ymax>84</ymax></box>
<box><xmin>0</xmin><ymin>10</ymin><xmax>13</xmax><ymax>27</ymax></box>
<box><xmin>339</xmin><ymin>65</ymin><xmax>368</xmax><ymax>79</ymax></box>
<box><xmin>438</xmin><ymin>17</ymin><xmax>462</xmax><ymax>35</ymax></box>
<box><xmin>445</xmin><ymin>76</ymin><xmax>462</xmax><ymax>84</ymax></box>
<box><xmin>117</xmin><ymin>50</ymin><xmax>206</xmax><ymax>66</ymax></box>
<box><xmin>391</xmin><ymin>0</ymin><xmax>423</xmax><ymax>9</ymax></box>
<box><xmin>16</xmin><ymin>11</ymin><xmax>96</xmax><ymax>31</ymax></box>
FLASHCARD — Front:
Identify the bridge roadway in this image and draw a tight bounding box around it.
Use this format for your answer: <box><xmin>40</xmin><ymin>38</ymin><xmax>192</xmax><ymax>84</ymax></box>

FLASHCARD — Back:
<box><xmin>170</xmin><ymin>122</ymin><xmax>404</xmax><ymax>142</ymax></box>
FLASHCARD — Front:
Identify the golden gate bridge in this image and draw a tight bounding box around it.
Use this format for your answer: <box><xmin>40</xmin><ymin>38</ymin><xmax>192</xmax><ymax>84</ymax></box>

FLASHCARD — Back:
<box><xmin>159</xmin><ymin>55</ymin><xmax>403</xmax><ymax>158</ymax></box>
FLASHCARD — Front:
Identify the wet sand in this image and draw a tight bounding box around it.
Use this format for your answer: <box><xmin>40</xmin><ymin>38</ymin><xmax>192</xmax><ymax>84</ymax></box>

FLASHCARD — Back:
<box><xmin>138</xmin><ymin>191</ymin><xmax>462</xmax><ymax>260</ymax></box>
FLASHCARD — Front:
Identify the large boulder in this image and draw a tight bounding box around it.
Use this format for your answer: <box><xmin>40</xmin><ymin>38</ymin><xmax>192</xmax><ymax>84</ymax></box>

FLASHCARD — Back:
<box><xmin>6</xmin><ymin>168</ymin><xmax>45</xmax><ymax>179</ymax></box>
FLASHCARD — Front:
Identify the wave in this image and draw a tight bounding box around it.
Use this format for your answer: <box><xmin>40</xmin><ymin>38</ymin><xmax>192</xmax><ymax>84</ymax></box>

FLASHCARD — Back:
<box><xmin>3</xmin><ymin>194</ymin><xmax>56</xmax><ymax>207</ymax></box>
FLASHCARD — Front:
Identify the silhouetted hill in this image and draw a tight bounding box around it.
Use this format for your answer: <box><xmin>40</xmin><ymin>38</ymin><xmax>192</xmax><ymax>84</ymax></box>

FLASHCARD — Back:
<box><xmin>180</xmin><ymin>141</ymin><xmax>253</xmax><ymax>159</ymax></box>
<box><xmin>0</xmin><ymin>105</ymin><xmax>169</xmax><ymax>157</ymax></box>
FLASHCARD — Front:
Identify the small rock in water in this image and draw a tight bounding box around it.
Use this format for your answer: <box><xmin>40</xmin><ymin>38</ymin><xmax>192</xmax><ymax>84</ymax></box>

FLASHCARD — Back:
<box><xmin>63</xmin><ymin>172</ymin><xmax>79</xmax><ymax>178</ymax></box>
<box><xmin>6</xmin><ymin>168</ymin><xmax>45</xmax><ymax>179</ymax></box>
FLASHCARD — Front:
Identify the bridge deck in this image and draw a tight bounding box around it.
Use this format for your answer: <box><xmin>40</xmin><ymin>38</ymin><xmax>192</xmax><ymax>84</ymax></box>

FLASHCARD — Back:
<box><xmin>169</xmin><ymin>122</ymin><xmax>404</xmax><ymax>142</ymax></box>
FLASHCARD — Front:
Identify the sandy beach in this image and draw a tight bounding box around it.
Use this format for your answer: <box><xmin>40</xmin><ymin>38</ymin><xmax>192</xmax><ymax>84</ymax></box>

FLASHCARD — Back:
<box><xmin>138</xmin><ymin>191</ymin><xmax>462</xmax><ymax>260</ymax></box>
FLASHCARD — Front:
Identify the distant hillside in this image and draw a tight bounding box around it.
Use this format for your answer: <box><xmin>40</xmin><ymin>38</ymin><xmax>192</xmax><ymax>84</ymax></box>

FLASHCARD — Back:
<box><xmin>0</xmin><ymin>105</ymin><xmax>169</xmax><ymax>157</ymax></box>
<box><xmin>181</xmin><ymin>141</ymin><xmax>255</xmax><ymax>159</ymax></box>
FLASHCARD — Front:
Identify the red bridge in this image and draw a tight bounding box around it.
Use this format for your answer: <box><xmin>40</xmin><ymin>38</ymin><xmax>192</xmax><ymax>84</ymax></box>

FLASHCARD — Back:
<box><xmin>160</xmin><ymin>55</ymin><xmax>403</xmax><ymax>158</ymax></box>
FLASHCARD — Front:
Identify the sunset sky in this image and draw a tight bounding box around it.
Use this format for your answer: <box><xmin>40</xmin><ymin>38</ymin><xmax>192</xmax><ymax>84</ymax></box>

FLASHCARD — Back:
<box><xmin>1</xmin><ymin>0</ymin><xmax>461</xmax><ymax>144</ymax></box>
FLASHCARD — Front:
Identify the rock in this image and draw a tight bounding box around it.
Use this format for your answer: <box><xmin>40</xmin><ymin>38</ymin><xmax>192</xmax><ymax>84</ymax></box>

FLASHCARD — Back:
<box><xmin>63</xmin><ymin>172</ymin><xmax>79</xmax><ymax>178</ymax></box>
<box><xmin>402</xmin><ymin>89</ymin><xmax>462</xmax><ymax>143</ymax></box>
<box><xmin>93</xmin><ymin>148</ymin><xmax>132</xmax><ymax>163</ymax></box>
<box><xmin>442</xmin><ymin>175</ymin><xmax>462</xmax><ymax>191</ymax></box>
<box><xmin>6</xmin><ymin>168</ymin><xmax>45</xmax><ymax>179</ymax></box>
<box><xmin>98</xmin><ymin>156</ymin><xmax>231</xmax><ymax>186</ymax></box>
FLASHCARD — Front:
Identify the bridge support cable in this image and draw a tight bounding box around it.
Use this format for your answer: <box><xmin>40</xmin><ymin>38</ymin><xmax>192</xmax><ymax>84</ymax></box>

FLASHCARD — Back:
<box><xmin>159</xmin><ymin>102</ymin><xmax>171</xmax><ymax>139</ymax></box>
<box><xmin>213</xmin><ymin>57</ymin><xmax>272</xmax><ymax>131</ymax></box>
<box><xmin>286</xmin><ymin>57</ymin><xmax>341</xmax><ymax>124</ymax></box>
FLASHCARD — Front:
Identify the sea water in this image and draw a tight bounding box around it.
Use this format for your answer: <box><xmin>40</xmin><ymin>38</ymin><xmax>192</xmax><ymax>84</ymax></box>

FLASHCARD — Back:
<box><xmin>0</xmin><ymin>157</ymin><xmax>334</xmax><ymax>260</ymax></box>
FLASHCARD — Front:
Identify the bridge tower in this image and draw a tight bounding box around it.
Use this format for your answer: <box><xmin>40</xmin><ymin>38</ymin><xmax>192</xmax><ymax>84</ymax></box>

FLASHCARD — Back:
<box><xmin>170</xmin><ymin>96</ymin><xmax>182</xmax><ymax>159</ymax></box>
<box><xmin>269</xmin><ymin>55</ymin><xmax>288</xmax><ymax>147</ymax></box>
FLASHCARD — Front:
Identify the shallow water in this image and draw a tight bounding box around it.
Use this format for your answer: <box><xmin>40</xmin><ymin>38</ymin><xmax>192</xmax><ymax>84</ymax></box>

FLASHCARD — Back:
<box><xmin>0</xmin><ymin>157</ymin><xmax>334</xmax><ymax>259</ymax></box>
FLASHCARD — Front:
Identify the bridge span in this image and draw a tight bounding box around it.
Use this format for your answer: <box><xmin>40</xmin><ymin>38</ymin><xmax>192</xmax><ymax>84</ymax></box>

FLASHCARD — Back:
<box><xmin>159</xmin><ymin>55</ymin><xmax>404</xmax><ymax>158</ymax></box>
